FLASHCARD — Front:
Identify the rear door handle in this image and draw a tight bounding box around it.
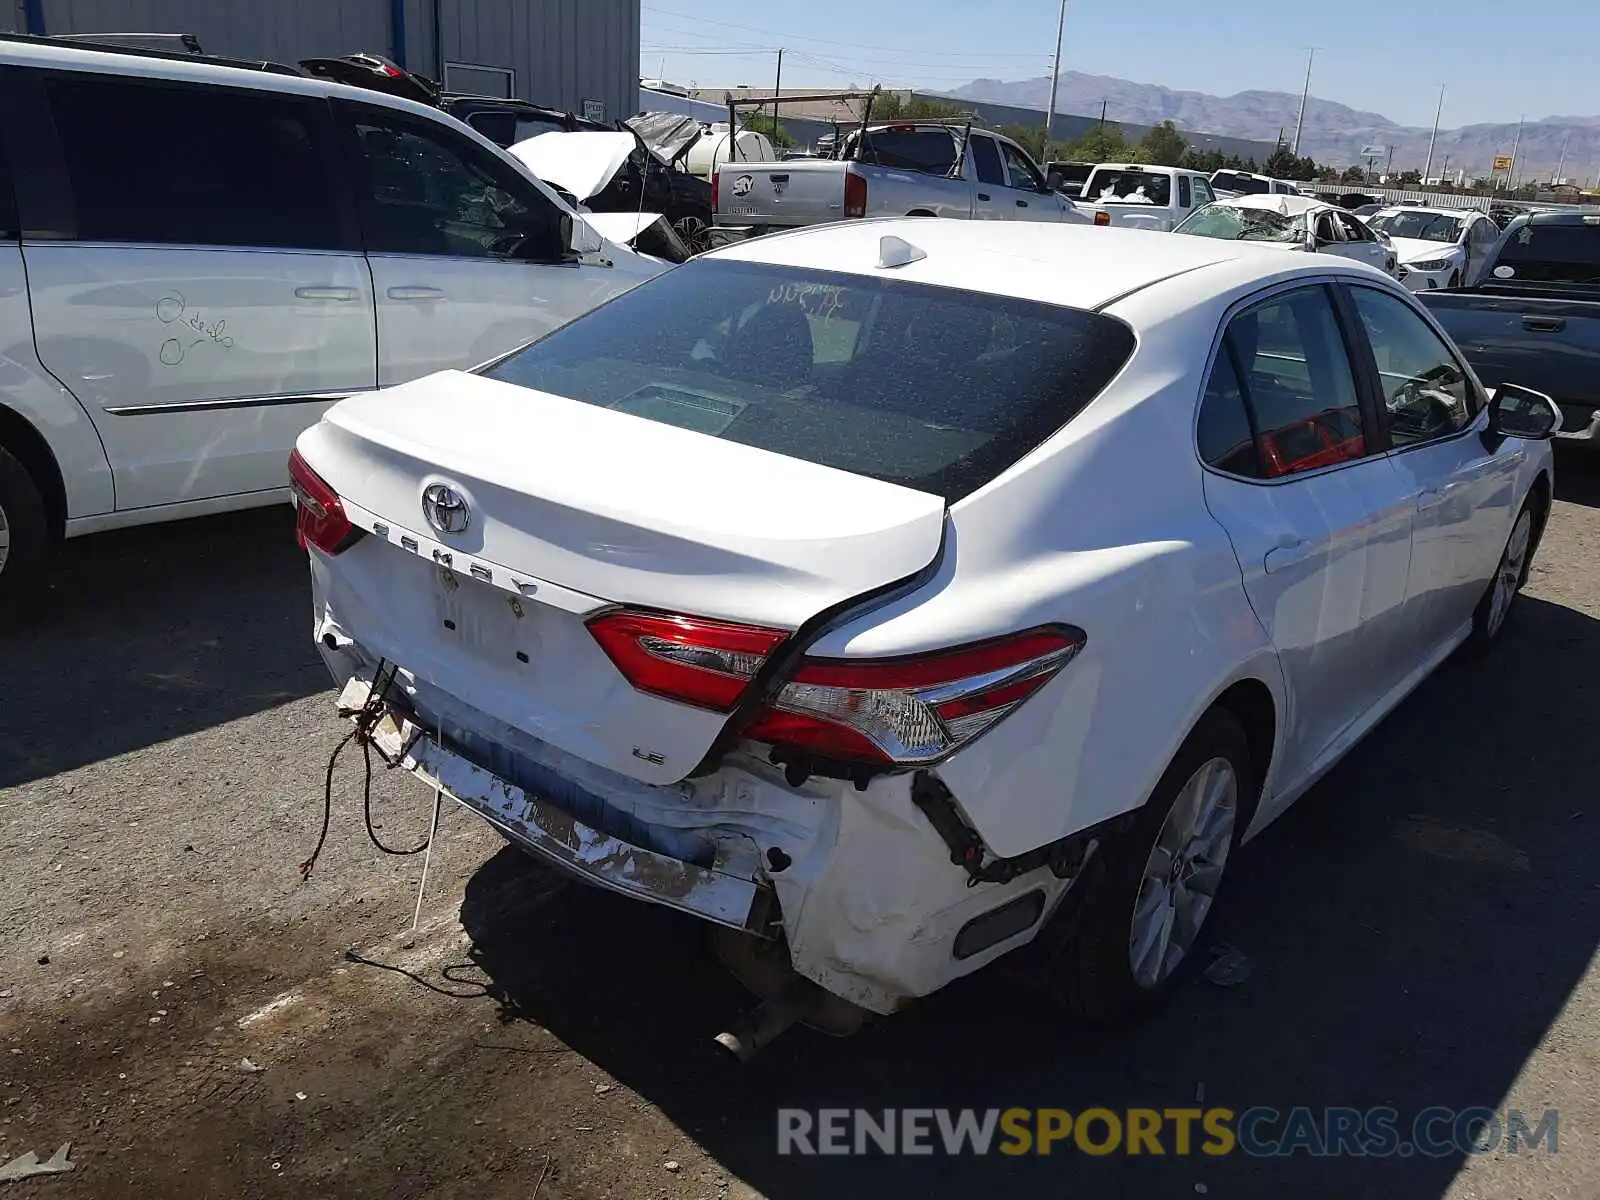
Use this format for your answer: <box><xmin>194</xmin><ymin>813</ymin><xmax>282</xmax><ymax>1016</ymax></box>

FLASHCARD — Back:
<box><xmin>295</xmin><ymin>286</ymin><xmax>358</xmax><ymax>301</ymax></box>
<box><xmin>1417</xmin><ymin>486</ymin><xmax>1446</xmax><ymax>511</ymax></box>
<box><xmin>976</xmin><ymin>192</ymin><xmax>991</xmax><ymax>202</ymax></box>
<box><xmin>1016</xmin><ymin>198</ymin><xmax>1029</xmax><ymax>208</ymax></box>
<box><xmin>387</xmin><ymin>286</ymin><xmax>445</xmax><ymax>301</ymax></box>
<box><xmin>1521</xmin><ymin>314</ymin><xmax>1566</xmax><ymax>333</ymax></box>
<box><xmin>1263</xmin><ymin>537</ymin><xmax>1313</xmax><ymax>574</ymax></box>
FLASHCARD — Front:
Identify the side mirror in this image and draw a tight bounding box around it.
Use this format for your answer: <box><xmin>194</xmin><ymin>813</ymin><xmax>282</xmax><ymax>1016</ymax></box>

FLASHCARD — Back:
<box><xmin>1487</xmin><ymin>383</ymin><xmax>1562</xmax><ymax>440</ymax></box>
<box><xmin>552</xmin><ymin>186</ymin><xmax>580</xmax><ymax>210</ymax></box>
<box><xmin>1046</xmin><ymin>168</ymin><xmax>1065</xmax><ymax>191</ymax></box>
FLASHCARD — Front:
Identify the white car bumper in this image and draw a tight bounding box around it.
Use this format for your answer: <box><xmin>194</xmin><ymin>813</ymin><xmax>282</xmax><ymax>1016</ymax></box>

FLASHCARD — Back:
<box><xmin>320</xmin><ymin>640</ymin><xmax>1079</xmax><ymax>1016</ymax></box>
<box><xmin>1397</xmin><ymin>261</ymin><xmax>1460</xmax><ymax>291</ymax></box>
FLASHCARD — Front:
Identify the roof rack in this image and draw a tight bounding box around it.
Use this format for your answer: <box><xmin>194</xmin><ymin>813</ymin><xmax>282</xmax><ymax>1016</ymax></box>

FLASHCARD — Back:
<box><xmin>0</xmin><ymin>32</ymin><xmax>305</xmax><ymax>77</ymax></box>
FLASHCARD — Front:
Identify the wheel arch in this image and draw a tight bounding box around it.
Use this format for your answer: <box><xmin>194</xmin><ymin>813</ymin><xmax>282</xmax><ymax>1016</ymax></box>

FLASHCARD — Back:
<box><xmin>0</xmin><ymin>403</ymin><xmax>68</xmax><ymax>543</ymax></box>
<box><xmin>1208</xmin><ymin>676</ymin><xmax>1276</xmax><ymax>828</ymax></box>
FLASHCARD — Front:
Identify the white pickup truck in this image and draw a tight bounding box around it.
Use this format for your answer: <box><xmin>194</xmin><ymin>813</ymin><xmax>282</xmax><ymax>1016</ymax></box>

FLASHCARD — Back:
<box><xmin>710</xmin><ymin>123</ymin><xmax>1085</xmax><ymax>243</ymax></box>
<box><xmin>1081</xmin><ymin>163</ymin><xmax>1218</xmax><ymax>232</ymax></box>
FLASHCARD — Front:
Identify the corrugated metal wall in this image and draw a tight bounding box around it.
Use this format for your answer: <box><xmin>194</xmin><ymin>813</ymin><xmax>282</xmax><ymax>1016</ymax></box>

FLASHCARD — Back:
<box><xmin>38</xmin><ymin>0</ymin><xmax>393</xmax><ymax>63</ymax></box>
<box><xmin>26</xmin><ymin>0</ymin><xmax>640</xmax><ymax>121</ymax></box>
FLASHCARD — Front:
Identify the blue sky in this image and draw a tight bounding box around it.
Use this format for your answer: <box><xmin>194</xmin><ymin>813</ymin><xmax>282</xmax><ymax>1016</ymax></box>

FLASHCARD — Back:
<box><xmin>640</xmin><ymin>0</ymin><xmax>1600</xmax><ymax>129</ymax></box>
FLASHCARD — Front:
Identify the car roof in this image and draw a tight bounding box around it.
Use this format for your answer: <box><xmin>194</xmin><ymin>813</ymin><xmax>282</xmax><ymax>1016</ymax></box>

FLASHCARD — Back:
<box><xmin>1375</xmin><ymin>205</ymin><xmax>1472</xmax><ymax>218</ymax></box>
<box><xmin>0</xmin><ymin>33</ymin><xmax>445</xmax><ymax>117</ymax></box>
<box><xmin>706</xmin><ymin>217</ymin><xmax>1372</xmax><ymax>313</ymax></box>
<box><xmin>1220</xmin><ymin>193</ymin><xmax>1329</xmax><ymax>216</ymax></box>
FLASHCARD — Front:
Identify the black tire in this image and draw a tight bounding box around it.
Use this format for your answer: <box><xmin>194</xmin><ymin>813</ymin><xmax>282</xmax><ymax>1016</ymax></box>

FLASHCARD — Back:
<box><xmin>1465</xmin><ymin>494</ymin><xmax>1542</xmax><ymax>655</ymax></box>
<box><xmin>1040</xmin><ymin>708</ymin><xmax>1255</xmax><ymax>1023</ymax></box>
<box><xmin>0</xmin><ymin>445</ymin><xmax>51</xmax><ymax>610</ymax></box>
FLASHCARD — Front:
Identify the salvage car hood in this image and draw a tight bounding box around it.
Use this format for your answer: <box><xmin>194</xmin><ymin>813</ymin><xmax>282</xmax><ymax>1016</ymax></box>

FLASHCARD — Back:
<box><xmin>1389</xmin><ymin>236</ymin><xmax>1464</xmax><ymax>265</ymax></box>
<box><xmin>509</xmin><ymin>131</ymin><xmax>637</xmax><ymax>201</ymax></box>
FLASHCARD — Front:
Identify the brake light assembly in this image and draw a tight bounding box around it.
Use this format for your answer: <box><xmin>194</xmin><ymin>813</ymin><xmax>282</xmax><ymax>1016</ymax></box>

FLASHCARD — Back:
<box><xmin>711</xmin><ymin>170</ymin><xmax>720</xmax><ymax>214</ymax></box>
<box><xmin>288</xmin><ymin>449</ymin><xmax>362</xmax><ymax>555</ymax></box>
<box><xmin>588</xmin><ymin>608</ymin><xmax>1084</xmax><ymax>778</ymax></box>
<box><xmin>843</xmin><ymin>172</ymin><xmax>868</xmax><ymax>219</ymax></box>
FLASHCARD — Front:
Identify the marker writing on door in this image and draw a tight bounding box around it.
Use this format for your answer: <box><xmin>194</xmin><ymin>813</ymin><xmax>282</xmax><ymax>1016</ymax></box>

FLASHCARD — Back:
<box><xmin>156</xmin><ymin>290</ymin><xmax>235</xmax><ymax>366</ymax></box>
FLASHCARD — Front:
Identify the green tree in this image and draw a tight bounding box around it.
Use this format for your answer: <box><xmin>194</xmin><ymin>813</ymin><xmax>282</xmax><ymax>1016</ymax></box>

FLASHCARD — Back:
<box><xmin>1263</xmin><ymin>145</ymin><xmax>1319</xmax><ymax>181</ymax></box>
<box><xmin>1180</xmin><ymin>148</ymin><xmax>1226</xmax><ymax>173</ymax></box>
<box><xmin>1317</xmin><ymin>165</ymin><xmax>1340</xmax><ymax>182</ymax></box>
<box><xmin>870</xmin><ymin>93</ymin><xmax>966</xmax><ymax>122</ymax></box>
<box><xmin>1063</xmin><ymin>122</ymin><xmax>1129</xmax><ymax>163</ymax></box>
<box><xmin>1397</xmin><ymin>168</ymin><xmax>1422</xmax><ymax>187</ymax></box>
<box><xmin>1137</xmin><ymin>120</ymin><xmax>1188</xmax><ymax>167</ymax></box>
<box><xmin>1340</xmin><ymin>165</ymin><xmax>1367</xmax><ymax>184</ymax></box>
<box><xmin>741</xmin><ymin>113</ymin><xmax>795</xmax><ymax>149</ymax></box>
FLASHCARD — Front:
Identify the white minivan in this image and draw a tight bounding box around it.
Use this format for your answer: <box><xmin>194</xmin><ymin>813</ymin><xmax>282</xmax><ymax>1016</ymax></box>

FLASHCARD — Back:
<box><xmin>0</xmin><ymin>35</ymin><xmax>663</xmax><ymax>603</ymax></box>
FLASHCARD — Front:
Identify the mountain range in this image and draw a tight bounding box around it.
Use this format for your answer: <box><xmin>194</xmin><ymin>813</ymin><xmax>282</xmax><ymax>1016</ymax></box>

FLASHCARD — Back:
<box><xmin>946</xmin><ymin>71</ymin><xmax>1600</xmax><ymax>181</ymax></box>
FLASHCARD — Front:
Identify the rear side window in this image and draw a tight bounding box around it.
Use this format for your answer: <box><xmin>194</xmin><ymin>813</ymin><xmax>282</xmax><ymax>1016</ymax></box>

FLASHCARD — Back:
<box><xmin>43</xmin><ymin>75</ymin><xmax>341</xmax><ymax>249</ymax></box>
<box><xmin>485</xmin><ymin>260</ymin><xmax>1137</xmax><ymax>501</ymax></box>
<box><xmin>1199</xmin><ymin>286</ymin><xmax>1369</xmax><ymax>479</ymax></box>
<box><xmin>0</xmin><ymin>129</ymin><xmax>15</xmax><ymax>239</ymax></box>
<box><xmin>969</xmin><ymin>137</ymin><xmax>1005</xmax><ymax>186</ymax></box>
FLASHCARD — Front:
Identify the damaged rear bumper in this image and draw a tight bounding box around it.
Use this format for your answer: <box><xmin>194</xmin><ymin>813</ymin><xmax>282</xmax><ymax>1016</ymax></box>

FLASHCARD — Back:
<box><xmin>339</xmin><ymin>675</ymin><xmax>777</xmax><ymax>935</ymax></box>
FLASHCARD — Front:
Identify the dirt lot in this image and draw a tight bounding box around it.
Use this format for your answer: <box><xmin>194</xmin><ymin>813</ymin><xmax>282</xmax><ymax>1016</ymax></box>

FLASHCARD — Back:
<box><xmin>4</xmin><ymin>463</ymin><xmax>1600</xmax><ymax>1198</ymax></box>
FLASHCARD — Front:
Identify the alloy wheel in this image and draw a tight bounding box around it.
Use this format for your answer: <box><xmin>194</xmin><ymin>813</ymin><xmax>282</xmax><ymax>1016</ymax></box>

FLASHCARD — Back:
<box><xmin>1487</xmin><ymin>510</ymin><xmax>1533</xmax><ymax>639</ymax></box>
<box><xmin>0</xmin><ymin>500</ymin><xmax>10</xmax><ymax>576</ymax></box>
<box><xmin>1129</xmin><ymin>756</ymin><xmax>1238</xmax><ymax>989</ymax></box>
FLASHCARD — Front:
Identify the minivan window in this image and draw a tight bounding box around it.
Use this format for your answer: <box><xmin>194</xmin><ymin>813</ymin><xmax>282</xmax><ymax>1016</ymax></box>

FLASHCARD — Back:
<box><xmin>43</xmin><ymin>75</ymin><xmax>341</xmax><ymax>249</ymax></box>
<box><xmin>484</xmin><ymin>260</ymin><xmax>1137</xmax><ymax>501</ymax></box>
<box><xmin>346</xmin><ymin>104</ymin><xmax>561</xmax><ymax>258</ymax></box>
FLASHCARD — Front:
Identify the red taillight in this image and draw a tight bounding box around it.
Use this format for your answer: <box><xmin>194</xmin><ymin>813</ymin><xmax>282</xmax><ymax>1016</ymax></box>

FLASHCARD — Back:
<box><xmin>288</xmin><ymin>449</ymin><xmax>360</xmax><ymax>555</ymax></box>
<box><xmin>1093</xmin><ymin>210</ymin><xmax>1110</xmax><ymax>226</ymax></box>
<box><xmin>381</xmin><ymin>63</ymin><xmax>405</xmax><ymax>77</ymax></box>
<box><xmin>843</xmin><ymin>172</ymin><xmax>868</xmax><ymax>219</ymax></box>
<box><xmin>742</xmin><ymin>627</ymin><xmax>1084</xmax><ymax>766</ymax></box>
<box><xmin>711</xmin><ymin>171</ymin><xmax>720</xmax><ymax>214</ymax></box>
<box><xmin>587</xmin><ymin>609</ymin><xmax>789</xmax><ymax>712</ymax></box>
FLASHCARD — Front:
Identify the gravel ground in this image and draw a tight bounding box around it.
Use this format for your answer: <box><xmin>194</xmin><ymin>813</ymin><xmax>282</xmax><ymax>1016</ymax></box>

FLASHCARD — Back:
<box><xmin>3</xmin><ymin>461</ymin><xmax>1600</xmax><ymax>1198</ymax></box>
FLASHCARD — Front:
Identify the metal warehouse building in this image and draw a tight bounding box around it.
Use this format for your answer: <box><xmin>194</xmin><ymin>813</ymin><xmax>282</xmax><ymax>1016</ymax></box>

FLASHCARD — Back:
<box><xmin>3</xmin><ymin>0</ymin><xmax>641</xmax><ymax>122</ymax></box>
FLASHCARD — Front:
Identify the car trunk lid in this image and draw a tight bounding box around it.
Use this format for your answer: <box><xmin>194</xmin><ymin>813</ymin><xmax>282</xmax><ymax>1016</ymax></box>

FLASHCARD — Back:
<box><xmin>298</xmin><ymin>370</ymin><xmax>946</xmax><ymax>784</ymax></box>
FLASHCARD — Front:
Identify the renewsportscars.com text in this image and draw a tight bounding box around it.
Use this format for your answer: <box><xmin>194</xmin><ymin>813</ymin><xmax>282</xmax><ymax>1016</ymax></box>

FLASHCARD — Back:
<box><xmin>777</xmin><ymin>1106</ymin><xmax>1558</xmax><ymax>1158</ymax></box>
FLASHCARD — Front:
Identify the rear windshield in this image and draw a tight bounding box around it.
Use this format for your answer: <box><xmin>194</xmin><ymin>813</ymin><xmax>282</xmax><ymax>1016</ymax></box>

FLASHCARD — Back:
<box><xmin>1049</xmin><ymin>162</ymin><xmax>1095</xmax><ymax>185</ymax></box>
<box><xmin>1494</xmin><ymin>220</ymin><xmax>1600</xmax><ymax>284</ymax></box>
<box><xmin>1086</xmin><ymin>169</ymin><xmax>1171</xmax><ymax>206</ymax></box>
<box><xmin>483</xmin><ymin>259</ymin><xmax>1136</xmax><ymax>502</ymax></box>
<box><xmin>1369</xmin><ymin>211</ymin><xmax>1463</xmax><ymax>242</ymax></box>
<box><xmin>850</xmin><ymin>129</ymin><xmax>958</xmax><ymax>174</ymax></box>
<box><xmin>1211</xmin><ymin>172</ymin><xmax>1270</xmax><ymax>195</ymax></box>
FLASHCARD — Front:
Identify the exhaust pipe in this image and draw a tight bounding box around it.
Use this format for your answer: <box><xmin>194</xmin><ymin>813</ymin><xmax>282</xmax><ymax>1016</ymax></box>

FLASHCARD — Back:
<box><xmin>713</xmin><ymin>978</ymin><xmax>820</xmax><ymax>1063</ymax></box>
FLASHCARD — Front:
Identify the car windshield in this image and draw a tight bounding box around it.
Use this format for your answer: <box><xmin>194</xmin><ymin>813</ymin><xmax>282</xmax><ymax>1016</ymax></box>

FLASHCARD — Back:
<box><xmin>483</xmin><ymin>259</ymin><xmax>1137</xmax><ymax>502</ymax></box>
<box><xmin>1086</xmin><ymin>169</ymin><xmax>1172</xmax><ymax>206</ymax></box>
<box><xmin>1212</xmin><ymin>171</ymin><xmax>1270</xmax><ymax>195</ymax></box>
<box><xmin>1176</xmin><ymin>203</ymin><xmax>1307</xmax><ymax>243</ymax></box>
<box><xmin>1369</xmin><ymin>211</ymin><xmax>1464</xmax><ymax>242</ymax></box>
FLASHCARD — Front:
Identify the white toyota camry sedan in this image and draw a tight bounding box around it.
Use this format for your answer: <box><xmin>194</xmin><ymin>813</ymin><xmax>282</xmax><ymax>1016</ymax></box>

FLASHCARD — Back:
<box><xmin>291</xmin><ymin>220</ymin><xmax>1560</xmax><ymax>1036</ymax></box>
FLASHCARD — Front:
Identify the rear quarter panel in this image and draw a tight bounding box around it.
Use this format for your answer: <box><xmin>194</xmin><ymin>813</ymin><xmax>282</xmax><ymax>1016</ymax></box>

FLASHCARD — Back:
<box><xmin>0</xmin><ymin>243</ymin><xmax>114</xmax><ymax>520</ymax></box>
<box><xmin>807</xmin><ymin>295</ymin><xmax>1286</xmax><ymax>858</ymax></box>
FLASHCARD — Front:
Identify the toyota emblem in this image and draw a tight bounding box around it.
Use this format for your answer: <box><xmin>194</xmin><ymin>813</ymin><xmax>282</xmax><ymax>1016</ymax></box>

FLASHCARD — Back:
<box><xmin>422</xmin><ymin>483</ymin><xmax>470</xmax><ymax>535</ymax></box>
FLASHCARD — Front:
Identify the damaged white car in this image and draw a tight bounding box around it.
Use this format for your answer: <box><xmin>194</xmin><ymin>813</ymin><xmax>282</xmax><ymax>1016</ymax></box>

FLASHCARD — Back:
<box><xmin>292</xmin><ymin>219</ymin><xmax>1555</xmax><ymax>1053</ymax></box>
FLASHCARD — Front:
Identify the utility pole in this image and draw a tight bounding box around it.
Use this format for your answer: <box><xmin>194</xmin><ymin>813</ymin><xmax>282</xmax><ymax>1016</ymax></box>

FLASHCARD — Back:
<box><xmin>1423</xmin><ymin>82</ymin><xmax>1445</xmax><ymax>183</ymax></box>
<box><xmin>772</xmin><ymin>48</ymin><xmax>783</xmax><ymax>129</ymax></box>
<box><xmin>1044</xmin><ymin>0</ymin><xmax>1067</xmax><ymax>150</ymax></box>
<box><xmin>1291</xmin><ymin>47</ymin><xmax>1317</xmax><ymax>156</ymax></box>
<box><xmin>1385</xmin><ymin>144</ymin><xmax>1394</xmax><ymax>178</ymax></box>
<box><xmin>1555</xmin><ymin>131</ymin><xmax>1571</xmax><ymax>185</ymax></box>
<box><xmin>1506</xmin><ymin>114</ymin><xmax>1524</xmax><ymax>190</ymax></box>
<box><xmin>1099</xmin><ymin>98</ymin><xmax>1107</xmax><ymax>130</ymax></box>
